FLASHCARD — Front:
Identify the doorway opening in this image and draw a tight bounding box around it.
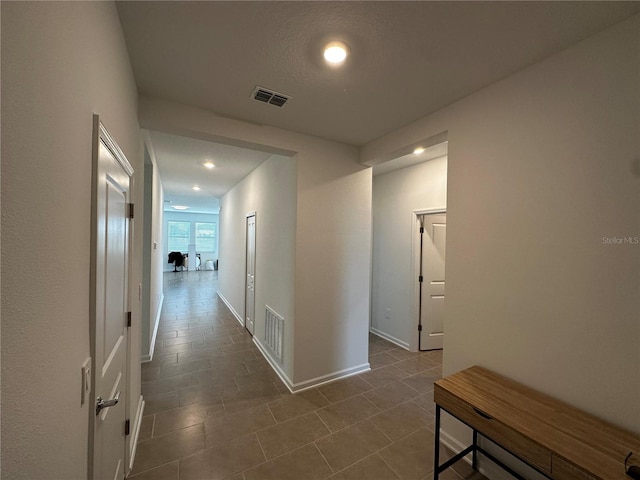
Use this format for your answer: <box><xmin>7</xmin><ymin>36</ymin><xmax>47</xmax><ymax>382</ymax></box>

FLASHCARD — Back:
<box><xmin>370</xmin><ymin>134</ymin><xmax>448</xmax><ymax>353</ymax></box>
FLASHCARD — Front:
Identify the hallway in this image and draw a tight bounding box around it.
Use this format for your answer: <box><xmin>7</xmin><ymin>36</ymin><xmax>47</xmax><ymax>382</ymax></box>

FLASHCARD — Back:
<box><xmin>131</xmin><ymin>271</ymin><xmax>477</xmax><ymax>480</ymax></box>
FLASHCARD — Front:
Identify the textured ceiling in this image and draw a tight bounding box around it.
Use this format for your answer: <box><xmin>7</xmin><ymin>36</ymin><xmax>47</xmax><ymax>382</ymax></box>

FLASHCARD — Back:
<box><xmin>119</xmin><ymin>2</ymin><xmax>639</xmax><ymax>211</ymax></box>
<box><xmin>118</xmin><ymin>1</ymin><xmax>638</xmax><ymax>146</ymax></box>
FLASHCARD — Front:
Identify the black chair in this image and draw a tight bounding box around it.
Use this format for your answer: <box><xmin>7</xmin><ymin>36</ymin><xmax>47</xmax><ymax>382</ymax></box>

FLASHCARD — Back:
<box><xmin>167</xmin><ymin>251</ymin><xmax>185</xmax><ymax>271</ymax></box>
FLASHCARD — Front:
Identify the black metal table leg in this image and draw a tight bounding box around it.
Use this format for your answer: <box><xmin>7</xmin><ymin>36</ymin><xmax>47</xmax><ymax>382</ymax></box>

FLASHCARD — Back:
<box><xmin>434</xmin><ymin>405</ymin><xmax>441</xmax><ymax>480</ymax></box>
<box><xmin>472</xmin><ymin>429</ymin><xmax>478</xmax><ymax>471</ymax></box>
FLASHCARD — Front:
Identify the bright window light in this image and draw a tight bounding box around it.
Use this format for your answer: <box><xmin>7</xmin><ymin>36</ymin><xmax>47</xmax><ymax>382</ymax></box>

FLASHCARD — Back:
<box><xmin>195</xmin><ymin>222</ymin><xmax>216</xmax><ymax>252</ymax></box>
<box><xmin>167</xmin><ymin>221</ymin><xmax>190</xmax><ymax>252</ymax></box>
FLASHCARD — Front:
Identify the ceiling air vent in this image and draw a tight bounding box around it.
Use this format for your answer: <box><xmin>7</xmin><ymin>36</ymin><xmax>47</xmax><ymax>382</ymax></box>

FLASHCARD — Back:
<box><xmin>251</xmin><ymin>86</ymin><xmax>291</xmax><ymax>108</ymax></box>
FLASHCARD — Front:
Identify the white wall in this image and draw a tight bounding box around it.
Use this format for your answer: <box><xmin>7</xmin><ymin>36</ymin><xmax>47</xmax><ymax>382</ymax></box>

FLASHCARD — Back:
<box><xmin>139</xmin><ymin>96</ymin><xmax>372</xmax><ymax>390</ymax></box>
<box><xmin>371</xmin><ymin>157</ymin><xmax>448</xmax><ymax>349</ymax></box>
<box><xmin>142</xmin><ymin>150</ymin><xmax>154</xmax><ymax>358</ymax></box>
<box><xmin>141</xmin><ymin>136</ymin><xmax>165</xmax><ymax>362</ymax></box>
<box><xmin>219</xmin><ymin>155</ymin><xmax>297</xmax><ymax>381</ymax></box>
<box><xmin>292</xmin><ymin>140</ymin><xmax>373</xmax><ymax>387</ymax></box>
<box><xmin>363</xmin><ymin>14</ymin><xmax>640</xmax><ymax>436</ymax></box>
<box><xmin>148</xmin><ymin>162</ymin><xmax>165</xmax><ymax>359</ymax></box>
<box><xmin>163</xmin><ymin>211</ymin><xmax>219</xmax><ymax>272</ymax></box>
<box><xmin>1</xmin><ymin>2</ymin><xmax>142</xmax><ymax>479</ymax></box>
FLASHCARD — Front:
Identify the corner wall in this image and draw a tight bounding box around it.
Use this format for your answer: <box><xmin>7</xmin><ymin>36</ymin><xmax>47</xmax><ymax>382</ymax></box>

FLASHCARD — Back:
<box><xmin>363</xmin><ymin>14</ymin><xmax>640</xmax><ymax>435</ymax></box>
<box><xmin>219</xmin><ymin>155</ymin><xmax>297</xmax><ymax>382</ymax></box>
<box><xmin>142</xmin><ymin>133</ymin><xmax>165</xmax><ymax>362</ymax></box>
<box><xmin>1</xmin><ymin>2</ymin><xmax>142</xmax><ymax>478</ymax></box>
<box><xmin>292</xmin><ymin>140</ymin><xmax>373</xmax><ymax>386</ymax></box>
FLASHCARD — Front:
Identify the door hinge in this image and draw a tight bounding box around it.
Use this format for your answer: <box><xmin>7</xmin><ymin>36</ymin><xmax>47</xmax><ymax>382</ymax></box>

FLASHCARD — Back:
<box><xmin>418</xmin><ymin>275</ymin><xmax>423</xmax><ymax>283</ymax></box>
<box><xmin>420</xmin><ymin>226</ymin><xmax>424</xmax><ymax>234</ymax></box>
<box><xmin>127</xmin><ymin>203</ymin><xmax>134</xmax><ymax>219</ymax></box>
<box><xmin>125</xmin><ymin>419</ymin><xmax>130</xmax><ymax>436</ymax></box>
<box><xmin>418</xmin><ymin>324</ymin><xmax>423</xmax><ymax>331</ymax></box>
<box><xmin>127</xmin><ymin>311</ymin><xmax>132</xmax><ymax>327</ymax></box>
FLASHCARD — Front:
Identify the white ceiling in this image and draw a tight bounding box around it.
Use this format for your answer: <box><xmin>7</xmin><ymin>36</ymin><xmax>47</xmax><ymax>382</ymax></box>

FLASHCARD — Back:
<box><xmin>148</xmin><ymin>131</ymin><xmax>274</xmax><ymax>214</ymax></box>
<box><xmin>120</xmin><ymin>2</ymin><xmax>639</xmax><ymax>211</ymax></box>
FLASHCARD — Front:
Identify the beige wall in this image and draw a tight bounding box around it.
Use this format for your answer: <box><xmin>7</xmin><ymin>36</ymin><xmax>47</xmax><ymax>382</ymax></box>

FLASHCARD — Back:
<box><xmin>141</xmin><ymin>134</ymin><xmax>166</xmax><ymax>362</ymax></box>
<box><xmin>363</xmin><ymin>15</ymin><xmax>640</xmax><ymax>436</ymax></box>
<box><xmin>292</xmin><ymin>140</ymin><xmax>373</xmax><ymax>386</ymax></box>
<box><xmin>139</xmin><ymin>96</ymin><xmax>372</xmax><ymax>391</ymax></box>
<box><xmin>1</xmin><ymin>2</ymin><xmax>142</xmax><ymax>478</ymax></box>
<box><xmin>149</xmin><ymin>159</ymin><xmax>165</xmax><ymax>357</ymax></box>
<box><xmin>219</xmin><ymin>155</ymin><xmax>297</xmax><ymax>382</ymax></box>
<box><xmin>5</xmin><ymin>5</ymin><xmax>634</xmax><ymax>479</ymax></box>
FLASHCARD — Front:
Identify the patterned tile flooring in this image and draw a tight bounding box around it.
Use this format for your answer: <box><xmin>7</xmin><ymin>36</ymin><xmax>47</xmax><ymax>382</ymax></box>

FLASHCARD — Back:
<box><xmin>130</xmin><ymin>271</ymin><xmax>482</xmax><ymax>480</ymax></box>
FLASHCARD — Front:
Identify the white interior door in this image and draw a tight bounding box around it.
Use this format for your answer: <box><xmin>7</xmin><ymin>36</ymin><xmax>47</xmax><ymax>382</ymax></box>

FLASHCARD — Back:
<box><xmin>419</xmin><ymin>213</ymin><xmax>446</xmax><ymax>350</ymax></box>
<box><xmin>245</xmin><ymin>213</ymin><xmax>256</xmax><ymax>335</ymax></box>
<box><xmin>91</xmin><ymin>119</ymin><xmax>132</xmax><ymax>480</ymax></box>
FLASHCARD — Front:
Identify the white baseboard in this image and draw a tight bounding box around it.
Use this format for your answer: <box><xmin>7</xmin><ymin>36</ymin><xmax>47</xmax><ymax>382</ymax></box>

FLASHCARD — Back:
<box><xmin>127</xmin><ymin>396</ymin><xmax>145</xmax><ymax>475</ymax></box>
<box><xmin>253</xmin><ymin>336</ymin><xmax>371</xmax><ymax>394</ymax></box>
<box><xmin>217</xmin><ymin>291</ymin><xmax>244</xmax><ymax>326</ymax></box>
<box><xmin>142</xmin><ymin>294</ymin><xmax>164</xmax><ymax>363</ymax></box>
<box><xmin>291</xmin><ymin>363</ymin><xmax>371</xmax><ymax>393</ymax></box>
<box><xmin>370</xmin><ymin>328</ymin><xmax>410</xmax><ymax>350</ymax></box>
<box><xmin>439</xmin><ymin>429</ymin><xmax>473</xmax><ymax>462</ymax></box>
<box><xmin>439</xmin><ymin>428</ymin><xmax>536</xmax><ymax>480</ymax></box>
<box><xmin>476</xmin><ymin>459</ymin><xmax>515</xmax><ymax>480</ymax></box>
<box><xmin>253</xmin><ymin>336</ymin><xmax>294</xmax><ymax>392</ymax></box>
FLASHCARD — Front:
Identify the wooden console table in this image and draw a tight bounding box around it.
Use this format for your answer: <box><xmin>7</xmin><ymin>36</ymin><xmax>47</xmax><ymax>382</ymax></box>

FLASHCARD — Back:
<box><xmin>433</xmin><ymin>366</ymin><xmax>640</xmax><ymax>480</ymax></box>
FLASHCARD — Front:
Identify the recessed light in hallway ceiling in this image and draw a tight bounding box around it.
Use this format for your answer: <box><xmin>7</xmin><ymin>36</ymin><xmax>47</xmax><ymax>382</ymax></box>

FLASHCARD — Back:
<box><xmin>323</xmin><ymin>41</ymin><xmax>349</xmax><ymax>66</ymax></box>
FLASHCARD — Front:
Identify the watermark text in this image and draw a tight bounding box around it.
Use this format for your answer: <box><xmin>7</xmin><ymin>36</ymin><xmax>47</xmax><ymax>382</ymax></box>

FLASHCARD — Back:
<box><xmin>602</xmin><ymin>236</ymin><xmax>639</xmax><ymax>245</ymax></box>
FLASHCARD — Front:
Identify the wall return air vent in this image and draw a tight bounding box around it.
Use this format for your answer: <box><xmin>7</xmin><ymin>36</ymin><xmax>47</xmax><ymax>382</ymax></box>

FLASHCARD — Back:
<box><xmin>251</xmin><ymin>86</ymin><xmax>291</xmax><ymax>108</ymax></box>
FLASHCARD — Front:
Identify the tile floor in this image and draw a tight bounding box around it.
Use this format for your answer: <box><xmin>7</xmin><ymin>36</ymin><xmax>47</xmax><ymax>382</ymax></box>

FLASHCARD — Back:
<box><xmin>130</xmin><ymin>271</ymin><xmax>482</xmax><ymax>480</ymax></box>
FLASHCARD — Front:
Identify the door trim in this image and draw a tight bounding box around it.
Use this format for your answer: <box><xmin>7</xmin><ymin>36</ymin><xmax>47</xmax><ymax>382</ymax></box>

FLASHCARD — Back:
<box><xmin>410</xmin><ymin>207</ymin><xmax>446</xmax><ymax>352</ymax></box>
<box><xmin>98</xmin><ymin>120</ymin><xmax>134</xmax><ymax>176</ymax></box>
<box><xmin>245</xmin><ymin>211</ymin><xmax>257</xmax><ymax>335</ymax></box>
<box><xmin>88</xmin><ymin>115</ymin><xmax>133</xmax><ymax>479</ymax></box>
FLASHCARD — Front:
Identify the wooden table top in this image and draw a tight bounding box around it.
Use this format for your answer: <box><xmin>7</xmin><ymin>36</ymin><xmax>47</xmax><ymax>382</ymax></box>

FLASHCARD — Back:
<box><xmin>435</xmin><ymin>366</ymin><xmax>640</xmax><ymax>480</ymax></box>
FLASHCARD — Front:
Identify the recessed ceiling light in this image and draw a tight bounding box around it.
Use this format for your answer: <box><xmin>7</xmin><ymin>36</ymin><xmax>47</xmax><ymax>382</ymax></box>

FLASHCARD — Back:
<box><xmin>413</xmin><ymin>147</ymin><xmax>425</xmax><ymax>155</ymax></box>
<box><xmin>323</xmin><ymin>41</ymin><xmax>349</xmax><ymax>65</ymax></box>
<box><xmin>203</xmin><ymin>162</ymin><xmax>215</xmax><ymax>169</ymax></box>
<box><xmin>192</xmin><ymin>185</ymin><xmax>201</xmax><ymax>191</ymax></box>
<box><xmin>172</xmin><ymin>205</ymin><xmax>189</xmax><ymax>210</ymax></box>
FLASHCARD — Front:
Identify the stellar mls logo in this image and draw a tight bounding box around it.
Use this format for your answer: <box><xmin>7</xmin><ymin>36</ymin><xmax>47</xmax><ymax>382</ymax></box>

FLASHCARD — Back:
<box><xmin>602</xmin><ymin>236</ymin><xmax>639</xmax><ymax>245</ymax></box>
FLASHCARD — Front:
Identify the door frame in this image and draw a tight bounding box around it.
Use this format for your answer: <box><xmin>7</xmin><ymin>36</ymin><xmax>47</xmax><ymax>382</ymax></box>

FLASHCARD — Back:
<box><xmin>410</xmin><ymin>207</ymin><xmax>446</xmax><ymax>352</ymax></box>
<box><xmin>244</xmin><ymin>211</ymin><xmax>257</xmax><ymax>335</ymax></box>
<box><xmin>88</xmin><ymin>115</ymin><xmax>134</xmax><ymax>479</ymax></box>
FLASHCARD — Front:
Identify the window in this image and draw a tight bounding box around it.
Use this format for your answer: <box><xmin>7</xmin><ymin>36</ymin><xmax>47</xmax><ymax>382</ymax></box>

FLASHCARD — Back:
<box><xmin>195</xmin><ymin>222</ymin><xmax>216</xmax><ymax>252</ymax></box>
<box><xmin>167</xmin><ymin>221</ymin><xmax>190</xmax><ymax>252</ymax></box>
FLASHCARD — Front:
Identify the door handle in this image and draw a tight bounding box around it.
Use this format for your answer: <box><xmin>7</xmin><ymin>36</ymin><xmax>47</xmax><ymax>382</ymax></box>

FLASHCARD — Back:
<box><xmin>96</xmin><ymin>391</ymin><xmax>120</xmax><ymax>415</ymax></box>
